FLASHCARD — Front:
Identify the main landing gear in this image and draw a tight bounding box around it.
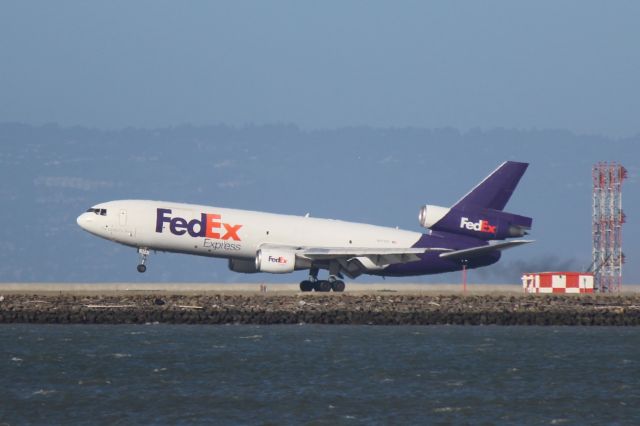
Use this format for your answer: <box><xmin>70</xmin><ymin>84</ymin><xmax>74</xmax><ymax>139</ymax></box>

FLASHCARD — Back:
<box><xmin>299</xmin><ymin>266</ymin><xmax>345</xmax><ymax>292</ymax></box>
<box><xmin>137</xmin><ymin>247</ymin><xmax>150</xmax><ymax>273</ymax></box>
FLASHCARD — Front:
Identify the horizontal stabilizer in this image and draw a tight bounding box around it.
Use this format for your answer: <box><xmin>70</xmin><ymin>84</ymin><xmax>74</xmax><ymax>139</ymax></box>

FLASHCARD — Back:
<box><xmin>438</xmin><ymin>240</ymin><xmax>534</xmax><ymax>260</ymax></box>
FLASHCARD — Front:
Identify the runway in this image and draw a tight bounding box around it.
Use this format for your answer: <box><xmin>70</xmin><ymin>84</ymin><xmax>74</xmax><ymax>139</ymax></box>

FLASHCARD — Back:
<box><xmin>0</xmin><ymin>282</ymin><xmax>638</xmax><ymax>296</ymax></box>
<box><xmin>0</xmin><ymin>282</ymin><xmax>535</xmax><ymax>295</ymax></box>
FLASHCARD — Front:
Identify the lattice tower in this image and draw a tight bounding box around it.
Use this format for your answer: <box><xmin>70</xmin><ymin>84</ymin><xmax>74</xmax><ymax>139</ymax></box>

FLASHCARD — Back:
<box><xmin>592</xmin><ymin>162</ymin><xmax>627</xmax><ymax>292</ymax></box>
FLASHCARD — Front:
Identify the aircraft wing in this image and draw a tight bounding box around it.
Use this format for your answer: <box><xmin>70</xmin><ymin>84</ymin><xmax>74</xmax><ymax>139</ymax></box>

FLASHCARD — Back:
<box><xmin>438</xmin><ymin>240</ymin><xmax>534</xmax><ymax>260</ymax></box>
<box><xmin>298</xmin><ymin>247</ymin><xmax>452</xmax><ymax>266</ymax></box>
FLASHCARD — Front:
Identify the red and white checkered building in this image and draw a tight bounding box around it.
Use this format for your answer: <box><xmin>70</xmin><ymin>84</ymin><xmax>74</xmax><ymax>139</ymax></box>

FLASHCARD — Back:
<box><xmin>521</xmin><ymin>272</ymin><xmax>594</xmax><ymax>294</ymax></box>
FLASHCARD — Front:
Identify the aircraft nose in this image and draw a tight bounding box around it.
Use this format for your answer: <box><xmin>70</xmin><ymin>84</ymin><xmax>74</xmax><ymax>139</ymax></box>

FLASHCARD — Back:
<box><xmin>76</xmin><ymin>212</ymin><xmax>91</xmax><ymax>230</ymax></box>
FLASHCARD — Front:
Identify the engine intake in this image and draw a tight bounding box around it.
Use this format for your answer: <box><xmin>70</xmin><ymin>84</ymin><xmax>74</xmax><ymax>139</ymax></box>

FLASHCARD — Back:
<box><xmin>418</xmin><ymin>205</ymin><xmax>451</xmax><ymax>229</ymax></box>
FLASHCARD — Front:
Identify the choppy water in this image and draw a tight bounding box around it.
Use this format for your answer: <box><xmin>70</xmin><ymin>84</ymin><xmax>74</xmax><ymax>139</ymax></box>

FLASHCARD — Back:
<box><xmin>1</xmin><ymin>325</ymin><xmax>639</xmax><ymax>425</ymax></box>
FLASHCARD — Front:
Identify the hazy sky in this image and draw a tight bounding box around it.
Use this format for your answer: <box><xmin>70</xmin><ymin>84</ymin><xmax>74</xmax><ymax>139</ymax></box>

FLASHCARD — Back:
<box><xmin>1</xmin><ymin>1</ymin><xmax>639</xmax><ymax>136</ymax></box>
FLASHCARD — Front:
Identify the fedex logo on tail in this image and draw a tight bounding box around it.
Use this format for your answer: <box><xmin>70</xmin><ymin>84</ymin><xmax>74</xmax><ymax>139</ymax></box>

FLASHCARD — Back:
<box><xmin>460</xmin><ymin>217</ymin><xmax>496</xmax><ymax>234</ymax></box>
<box><xmin>156</xmin><ymin>208</ymin><xmax>242</xmax><ymax>241</ymax></box>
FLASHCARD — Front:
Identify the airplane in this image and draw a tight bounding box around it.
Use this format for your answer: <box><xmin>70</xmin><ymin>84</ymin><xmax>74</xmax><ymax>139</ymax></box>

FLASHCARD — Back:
<box><xmin>76</xmin><ymin>161</ymin><xmax>533</xmax><ymax>292</ymax></box>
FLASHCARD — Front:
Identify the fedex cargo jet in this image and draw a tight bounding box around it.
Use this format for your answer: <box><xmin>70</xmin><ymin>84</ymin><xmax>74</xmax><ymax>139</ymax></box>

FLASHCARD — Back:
<box><xmin>77</xmin><ymin>161</ymin><xmax>533</xmax><ymax>292</ymax></box>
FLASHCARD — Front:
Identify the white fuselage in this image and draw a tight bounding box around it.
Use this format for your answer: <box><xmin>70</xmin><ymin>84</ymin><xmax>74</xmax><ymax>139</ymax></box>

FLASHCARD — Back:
<box><xmin>76</xmin><ymin>162</ymin><xmax>531</xmax><ymax>287</ymax></box>
<box><xmin>77</xmin><ymin>200</ymin><xmax>423</xmax><ymax>261</ymax></box>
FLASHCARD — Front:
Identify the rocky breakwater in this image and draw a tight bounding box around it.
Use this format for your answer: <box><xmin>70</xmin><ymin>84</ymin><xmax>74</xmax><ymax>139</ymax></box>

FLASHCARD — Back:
<box><xmin>1</xmin><ymin>293</ymin><xmax>640</xmax><ymax>325</ymax></box>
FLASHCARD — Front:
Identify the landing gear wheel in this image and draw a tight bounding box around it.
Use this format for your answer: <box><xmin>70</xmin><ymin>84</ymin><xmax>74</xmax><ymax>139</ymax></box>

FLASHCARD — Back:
<box><xmin>315</xmin><ymin>280</ymin><xmax>332</xmax><ymax>292</ymax></box>
<box><xmin>300</xmin><ymin>280</ymin><xmax>314</xmax><ymax>292</ymax></box>
<box><xmin>331</xmin><ymin>280</ymin><xmax>345</xmax><ymax>292</ymax></box>
<box><xmin>137</xmin><ymin>247</ymin><xmax>150</xmax><ymax>273</ymax></box>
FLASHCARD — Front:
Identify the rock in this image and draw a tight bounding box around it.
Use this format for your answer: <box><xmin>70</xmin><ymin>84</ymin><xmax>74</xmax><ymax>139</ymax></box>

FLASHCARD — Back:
<box><xmin>0</xmin><ymin>293</ymin><xmax>639</xmax><ymax>325</ymax></box>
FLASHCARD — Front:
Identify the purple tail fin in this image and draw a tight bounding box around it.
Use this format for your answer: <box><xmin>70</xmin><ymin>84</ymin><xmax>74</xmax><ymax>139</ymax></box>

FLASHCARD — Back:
<box><xmin>453</xmin><ymin>161</ymin><xmax>528</xmax><ymax>211</ymax></box>
<box><xmin>419</xmin><ymin>161</ymin><xmax>532</xmax><ymax>240</ymax></box>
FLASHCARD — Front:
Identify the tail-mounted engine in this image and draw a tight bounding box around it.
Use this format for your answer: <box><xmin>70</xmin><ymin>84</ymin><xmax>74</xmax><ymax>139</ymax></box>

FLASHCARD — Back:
<box><xmin>419</xmin><ymin>204</ymin><xmax>532</xmax><ymax>240</ymax></box>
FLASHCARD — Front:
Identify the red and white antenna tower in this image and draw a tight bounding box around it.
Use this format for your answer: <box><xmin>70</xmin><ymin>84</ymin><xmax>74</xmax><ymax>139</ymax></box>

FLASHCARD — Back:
<box><xmin>592</xmin><ymin>162</ymin><xmax>627</xmax><ymax>292</ymax></box>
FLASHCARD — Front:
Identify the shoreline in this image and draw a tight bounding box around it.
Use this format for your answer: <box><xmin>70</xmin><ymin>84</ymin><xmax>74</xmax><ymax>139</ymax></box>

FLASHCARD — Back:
<box><xmin>1</xmin><ymin>286</ymin><xmax>640</xmax><ymax>325</ymax></box>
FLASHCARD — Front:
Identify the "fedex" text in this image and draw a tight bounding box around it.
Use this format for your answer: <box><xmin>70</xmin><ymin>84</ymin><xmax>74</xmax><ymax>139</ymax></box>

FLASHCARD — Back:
<box><xmin>156</xmin><ymin>208</ymin><xmax>242</xmax><ymax>241</ymax></box>
<box><xmin>460</xmin><ymin>217</ymin><xmax>496</xmax><ymax>234</ymax></box>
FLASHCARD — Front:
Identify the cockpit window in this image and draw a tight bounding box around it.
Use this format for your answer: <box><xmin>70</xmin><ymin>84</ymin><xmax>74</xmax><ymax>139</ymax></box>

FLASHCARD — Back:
<box><xmin>86</xmin><ymin>208</ymin><xmax>107</xmax><ymax>216</ymax></box>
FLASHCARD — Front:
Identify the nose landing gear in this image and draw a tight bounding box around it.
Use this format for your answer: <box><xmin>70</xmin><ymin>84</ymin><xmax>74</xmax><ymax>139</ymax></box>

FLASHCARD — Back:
<box><xmin>137</xmin><ymin>247</ymin><xmax>150</xmax><ymax>273</ymax></box>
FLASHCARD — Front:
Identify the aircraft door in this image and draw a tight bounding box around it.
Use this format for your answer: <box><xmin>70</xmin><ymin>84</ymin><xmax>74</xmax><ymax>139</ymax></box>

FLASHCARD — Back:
<box><xmin>119</xmin><ymin>209</ymin><xmax>127</xmax><ymax>226</ymax></box>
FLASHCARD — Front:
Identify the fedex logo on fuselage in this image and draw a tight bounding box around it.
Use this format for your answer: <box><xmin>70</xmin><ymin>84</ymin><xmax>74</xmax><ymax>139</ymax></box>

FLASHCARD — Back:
<box><xmin>460</xmin><ymin>217</ymin><xmax>496</xmax><ymax>234</ymax></box>
<box><xmin>156</xmin><ymin>208</ymin><xmax>242</xmax><ymax>241</ymax></box>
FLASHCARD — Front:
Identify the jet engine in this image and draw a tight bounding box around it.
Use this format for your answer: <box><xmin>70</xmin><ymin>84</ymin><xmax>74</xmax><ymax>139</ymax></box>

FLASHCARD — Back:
<box><xmin>419</xmin><ymin>204</ymin><xmax>532</xmax><ymax>240</ymax></box>
<box><xmin>418</xmin><ymin>205</ymin><xmax>451</xmax><ymax>229</ymax></box>
<box><xmin>228</xmin><ymin>258</ymin><xmax>258</xmax><ymax>273</ymax></box>
<box><xmin>255</xmin><ymin>248</ymin><xmax>297</xmax><ymax>273</ymax></box>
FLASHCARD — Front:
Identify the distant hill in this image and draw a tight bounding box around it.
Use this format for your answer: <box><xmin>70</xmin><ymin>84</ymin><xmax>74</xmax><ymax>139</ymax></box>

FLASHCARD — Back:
<box><xmin>0</xmin><ymin>123</ymin><xmax>637</xmax><ymax>284</ymax></box>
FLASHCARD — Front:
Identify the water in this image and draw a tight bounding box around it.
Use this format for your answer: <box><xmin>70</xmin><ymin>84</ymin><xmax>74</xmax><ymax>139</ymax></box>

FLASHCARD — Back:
<box><xmin>1</xmin><ymin>325</ymin><xmax>639</xmax><ymax>425</ymax></box>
